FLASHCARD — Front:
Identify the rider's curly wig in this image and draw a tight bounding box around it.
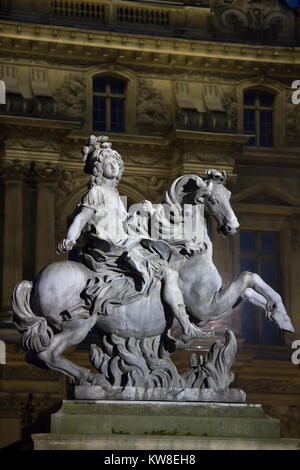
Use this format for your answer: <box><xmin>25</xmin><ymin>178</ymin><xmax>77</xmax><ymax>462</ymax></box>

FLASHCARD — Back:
<box><xmin>81</xmin><ymin>135</ymin><xmax>124</xmax><ymax>188</ymax></box>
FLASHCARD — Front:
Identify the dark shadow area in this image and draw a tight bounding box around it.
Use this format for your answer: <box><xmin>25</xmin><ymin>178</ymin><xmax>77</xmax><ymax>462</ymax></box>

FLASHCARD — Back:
<box><xmin>1</xmin><ymin>401</ymin><xmax>62</xmax><ymax>451</ymax></box>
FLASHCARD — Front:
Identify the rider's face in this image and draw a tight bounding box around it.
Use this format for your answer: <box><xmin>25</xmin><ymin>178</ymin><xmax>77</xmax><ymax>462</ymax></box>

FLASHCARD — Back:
<box><xmin>103</xmin><ymin>156</ymin><xmax>119</xmax><ymax>180</ymax></box>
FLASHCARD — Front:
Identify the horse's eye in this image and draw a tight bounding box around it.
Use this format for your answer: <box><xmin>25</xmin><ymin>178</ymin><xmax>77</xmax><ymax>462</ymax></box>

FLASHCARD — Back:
<box><xmin>209</xmin><ymin>197</ymin><xmax>219</xmax><ymax>205</ymax></box>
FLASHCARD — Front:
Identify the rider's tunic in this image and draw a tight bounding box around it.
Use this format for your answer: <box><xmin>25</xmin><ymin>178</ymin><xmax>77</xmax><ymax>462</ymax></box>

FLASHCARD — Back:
<box><xmin>79</xmin><ymin>184</ymin><xmax>174</xmax><ymax>314</ymax></box>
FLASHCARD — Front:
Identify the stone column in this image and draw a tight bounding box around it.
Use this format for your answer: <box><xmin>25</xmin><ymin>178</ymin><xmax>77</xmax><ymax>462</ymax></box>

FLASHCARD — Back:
<box><xmin>35</xmin><ymin>181</ymin><xmax>56</xmax><ymax>274</ymax></box>
<box><xmin>1</xmin><ymin>179</ymin><xmax>23</xmax><ymax>314</ymax></box>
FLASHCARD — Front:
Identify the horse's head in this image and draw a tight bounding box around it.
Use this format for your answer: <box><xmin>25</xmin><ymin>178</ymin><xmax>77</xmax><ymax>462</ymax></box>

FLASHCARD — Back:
<box><xmin>194</xmin><ymin>169</ymin><xmax>239</xmax><ymax>236</ymax></box>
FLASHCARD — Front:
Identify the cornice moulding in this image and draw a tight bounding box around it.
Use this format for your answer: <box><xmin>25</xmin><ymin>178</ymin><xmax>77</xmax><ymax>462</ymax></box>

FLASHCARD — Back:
<box><xmin>0</xmin><ymin>21</ymin><xmax>299</xmax><ymax>68</ymax></box>
<box><xmin>0</xmin><ymin>115</ymin><xmax>81</xmax><ymax>129</ymax></box>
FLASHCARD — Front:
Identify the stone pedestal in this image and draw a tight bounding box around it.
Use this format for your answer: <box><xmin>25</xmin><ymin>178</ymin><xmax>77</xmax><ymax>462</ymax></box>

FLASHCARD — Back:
<box><xmin>32</xmin><ymin>400</ymin><xmax>300</xmax><ymax>450</ymax></box>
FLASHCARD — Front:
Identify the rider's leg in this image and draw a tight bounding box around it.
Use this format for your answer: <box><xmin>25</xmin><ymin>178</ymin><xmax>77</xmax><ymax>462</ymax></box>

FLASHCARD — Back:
<box><xmin>37</xmin><ymin>316</ymin><xmax>97</xmax><ymax>384</ymax></box>
<box><xmin>197</xmin><ymin>271</ymin><xmax>294</xmax><ymax>333</ymax></box>
<box><xmin>161</xmin><ymin>266</ymin><xmax>212</xmax><ymax>342</ymax></box>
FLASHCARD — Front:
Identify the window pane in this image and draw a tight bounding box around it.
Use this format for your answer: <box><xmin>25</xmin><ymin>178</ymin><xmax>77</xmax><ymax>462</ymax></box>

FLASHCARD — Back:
<box><xmin>241</xmin><ymin>258</ymin><xmax>256</xmax><ymax>273</ymax></box>
<box><xmin>262</xmin><ymin>315</ymin><xmax>280</xmax><ymax>345</ymax></box>
<box><xmin>93</xmin><ymin>76</ymin><xmax>107</xmax><ymax>93</ymax></box>
<box><xmin>260</xmin><ymin>110</ymin><xmax>273</xmax><ymax>147</ymax></box>
<box><xmin>261</xmin><ymin>259</ymin><xmax>278</xmax><ymax>284</ymax></box>
<box><xmin>241</xmin><ymin>303</ymin><xmax>258</xmax><ymax>344</ymax></box>
<box><xmin>240</xmin><ymin>230</ymin><xmax>256</xmax><ymax>253</ymax></box>
<box><xmin>240</xmin><ymin>229</ymin><xmax>281</xmax><ymax>346</ymax></box>
<box><xmin>244</xmin><ymin>109</ymin><xmax>256</xmax><ymax>146</ymax></box>
<box><xmin>244</xmin><ymin>90</ymin><xmax>255</xmax><ymax>106</ymax></box>
<box><xmin>110</xmin><ymin>77</ymin><xmax>126</xmax><ymax>95</ymax></box>
<box><xmin>260</xmin><ymin>231</ymin><xmax>277</xmax><ymax>255</ymax></box>
<box><xmin>93</xmin><ymin>96</ymin><xmax>106</xmax><ymax>131</ymax></box>
<box><xmin>259</xmin><ymin>92</ymin><xmax>274</xmax><ymax>107</ymax></box>
<box><xmin>111</xmin><ymin>98</ymin><xmax>124</xmax><ymax>132</ymax></box>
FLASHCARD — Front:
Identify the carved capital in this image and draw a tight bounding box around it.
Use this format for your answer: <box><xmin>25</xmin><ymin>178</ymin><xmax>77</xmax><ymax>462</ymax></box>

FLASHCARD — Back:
<box><xmin>1</xmin><ymin>159</ymin><xmax>31</xmax><ymax>182</ymax></box>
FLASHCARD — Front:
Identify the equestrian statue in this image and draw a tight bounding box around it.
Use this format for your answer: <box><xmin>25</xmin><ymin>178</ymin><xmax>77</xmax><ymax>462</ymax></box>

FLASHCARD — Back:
<box><xmin>11</xmin><ymin>136</ymin><xmax>295</xmax><ymax>401</ymax></box>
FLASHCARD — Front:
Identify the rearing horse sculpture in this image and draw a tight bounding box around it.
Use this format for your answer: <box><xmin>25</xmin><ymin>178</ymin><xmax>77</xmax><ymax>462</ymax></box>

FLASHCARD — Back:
<box><xmin>11</xmin><ymin>138</ymin><xmax>294</xmax><ymax>396</ymax></box>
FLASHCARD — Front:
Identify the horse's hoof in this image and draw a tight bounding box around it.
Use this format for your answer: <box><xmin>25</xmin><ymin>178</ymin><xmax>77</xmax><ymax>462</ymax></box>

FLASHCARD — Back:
<box><xmin>270</xmin><ymin>310</ymin><xmax>295</xmax><ymax>333</ymax></box>
<box><xmin>78</xmin><ymin>371</ymin><xmax>95</xmax><ymax>386</ymax></box>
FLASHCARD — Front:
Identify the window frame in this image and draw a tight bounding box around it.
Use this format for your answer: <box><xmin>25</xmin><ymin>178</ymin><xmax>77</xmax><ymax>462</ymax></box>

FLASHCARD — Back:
<box><xmin>237</xmin><ymin>82</ymin><xmax>285</xmax><ymax>147</ymax></box>
<box><xmin>92</xmin><ymin>75</ymin><xmax>127</xmax><ymax>133</ymax></box>
<box><xmin>243</xmin><ymin>88</ymin><xmax>275</xmax><ymax>147</ymax></box>
<box><xmin>231</xmin><ymin>211</ymin><xmax>292</xmax><ymax>349</ymax></box>
<box><xmin>239</xmin><ymin>229</ymin><xmax>283</xmax><ymax>345</ymax></box>
<box><xmin>86</xmin><ymin>70</ymin><xmax>136</xmax><ymax>135</ymax></box>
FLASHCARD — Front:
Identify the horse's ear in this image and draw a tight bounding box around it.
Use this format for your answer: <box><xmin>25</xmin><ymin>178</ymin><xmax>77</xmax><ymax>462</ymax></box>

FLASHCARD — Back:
<box><xmin>222</xmin><ymin>171</ymin><xmax>227</xmax><ymax>183</ymax></box>
<box><xmin>196</xmin><ymin>178</ymin><xmax>213</xmax><ymax>194</ymax></box>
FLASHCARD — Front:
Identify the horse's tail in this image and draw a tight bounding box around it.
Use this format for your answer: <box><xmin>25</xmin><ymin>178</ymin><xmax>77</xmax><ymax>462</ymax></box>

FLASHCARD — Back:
<box><xmin>11</xmin><ymin>280</ymin><xmax>54</xmax><ymax>353</ymax></box>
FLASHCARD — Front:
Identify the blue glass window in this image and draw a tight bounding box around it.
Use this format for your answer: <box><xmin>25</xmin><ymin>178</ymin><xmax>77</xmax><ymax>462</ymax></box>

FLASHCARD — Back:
<box><xmin>92</xmin><ymin>76</ymin><xmax>126</xmax><ymax>132</ymax></box>
<box><xmin>93</xmin><ymin>76</ymin><xmax>106</xmax><ymax>93</ymax></box>
<box><xmin>243</xmin><ymin>89</ymin><xmax>275</xmax><ymax>147</ymax></box>
<box><xmin>240</xmin><ymin>230</ymin><xmax>256</xmax><ymax>253</ymax></box>
<box><xmin>93</xmin><ymin>96</ymin><xmax>106</xmax><ymax>131</ymax></box>
<box><xmin>240</xmin><ymin>230</ymin><xmax>281</xmax><ymax>345</ymax></box>
<box><xmin>261</xmin><ymin>231</ymin><xmax>277</xmax><ymax>254</ymax></box>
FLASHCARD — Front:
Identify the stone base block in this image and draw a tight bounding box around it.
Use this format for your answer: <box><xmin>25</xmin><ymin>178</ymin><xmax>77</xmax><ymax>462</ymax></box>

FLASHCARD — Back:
<box><xmin>74</xmin><ymin>386</ymin><xmax>246</xmax><ymax>402</ymax></box>
<box><xmin>32</xmin><ymin>434</ymin><xmax>300</xmax><ymax>450</ymax></box>
<box><xmin>47</xmin><ymin>400</ymin><xmax>280</xmax><ymax>439</ymax></box>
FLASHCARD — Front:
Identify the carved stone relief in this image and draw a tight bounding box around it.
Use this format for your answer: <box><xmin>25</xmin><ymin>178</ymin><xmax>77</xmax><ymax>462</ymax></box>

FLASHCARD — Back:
<box><xmin>136</xmin><ymin>79</ymin><xmax>173</xmax><ymax>134</ymax></box>
<box><xmin>182</xmin><ymin>152</ymin><xmax>235</xmax><ymax>166</ymax></box>
<box><xmin>221</xmin><ymin>87</ymin><xmax>238</xmax><ymax>130</ymax></box>
<box><xmin>121</xmin><ymin>174</ymin><xmax>170</xmax><ymax>202</ymax></box>
<box><xmin>210</xmin><ymin>0</ymin><xmax>296</xmax><ymax>44</ymax></box>
<box><xmin>286</xmin><ymin>90</ymin><xmax>300</xmax><ymax>144</ymax></box>
<box><xmin>53</xmin><ymin>74</ymin><xmax>86</xmax><ymax>119</ymax></box>
<box><xmin>4</xmin><ymin>138</ymin><xmax>60</xmax><ymax>152</ymax></box>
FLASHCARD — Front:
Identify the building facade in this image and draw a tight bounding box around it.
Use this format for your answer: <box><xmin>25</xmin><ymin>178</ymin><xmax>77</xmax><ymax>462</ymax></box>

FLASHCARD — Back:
<box><xmin>0</xmin><ymin>0</ymin><xmax>300</xmax><ymax>448</ymax></box>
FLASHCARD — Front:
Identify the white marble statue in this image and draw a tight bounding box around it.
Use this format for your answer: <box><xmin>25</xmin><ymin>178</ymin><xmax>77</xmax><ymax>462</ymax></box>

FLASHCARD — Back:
<box><xmin>11</xmin><ymin>136</ymin><xmax>295</xmax><ymax>400</ymax></box>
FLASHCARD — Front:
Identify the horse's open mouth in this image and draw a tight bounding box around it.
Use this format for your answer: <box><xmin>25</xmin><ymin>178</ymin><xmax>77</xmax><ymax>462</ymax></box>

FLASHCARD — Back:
<box><xmin>217</xmin><ymin>226</ymin><xmax>231</xmax><ymax>237</ymax></box>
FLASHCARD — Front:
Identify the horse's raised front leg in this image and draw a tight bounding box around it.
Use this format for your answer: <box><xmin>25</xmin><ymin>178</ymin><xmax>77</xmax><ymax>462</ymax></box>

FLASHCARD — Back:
<box><xmin>37</xmin><ymin>317</ymin><xmax>96</xmax><ymax>385</ymax></box>
<box><xmin>199</xmin><ymin>271</ymin><xmax>295</xmax><ymax>333</ymax></box>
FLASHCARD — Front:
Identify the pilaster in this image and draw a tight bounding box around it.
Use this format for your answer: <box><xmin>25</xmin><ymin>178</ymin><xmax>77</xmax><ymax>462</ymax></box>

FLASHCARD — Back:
<box><xmin>1</xmin><ymin>165</ymin><xmax>24</xmax><ymax>315</ymax></box>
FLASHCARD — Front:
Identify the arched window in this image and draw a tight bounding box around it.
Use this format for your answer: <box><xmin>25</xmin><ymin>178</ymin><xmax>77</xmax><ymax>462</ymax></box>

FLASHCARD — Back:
<box><xmin>92</xmin><ymin>75</ymin><xmax>126</xmax><ymax>132</ymax></box>
<box><xmin>243</xmin><ymin>89</ymin><xmax>275</xmax><ymax>147</ymax></box>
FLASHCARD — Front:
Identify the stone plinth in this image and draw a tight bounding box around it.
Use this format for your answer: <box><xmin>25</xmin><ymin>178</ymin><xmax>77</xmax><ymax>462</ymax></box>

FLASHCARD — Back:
<box><xmin>49</xmin><ymin>401</ymin><xmax>279</xmax><ymax>439</ymax></box>
<box><xmin>31</xmin><ymin>399</ymin><xmax>300</xmax><ymax>450</ymax></box>
<box><xmin>74</xmin><ymin>386</ymin><xmax>246</xmax><ymax>402</ymax></box>
<box><xmin>33</xmin><ymin>434</ymin><xmax>300</xmax><ymax>451</ymax></box>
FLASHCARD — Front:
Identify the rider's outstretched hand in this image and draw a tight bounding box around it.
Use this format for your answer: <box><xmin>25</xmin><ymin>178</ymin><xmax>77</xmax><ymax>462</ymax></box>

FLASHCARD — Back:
<box><xmin>141</xmin><ymin>200</ymin><xmax>155</xmax><ymax>216</ymax></box>
<box><xmin>56</xmin><ymin>239</ymin><xmax>76</xmax><ymax>254</ymax></box>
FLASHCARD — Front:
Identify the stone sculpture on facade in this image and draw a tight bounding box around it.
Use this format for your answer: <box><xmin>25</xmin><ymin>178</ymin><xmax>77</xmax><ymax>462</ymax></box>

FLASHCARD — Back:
<box><xmin>53</xmin><ymin>74</ymin><xmax>86</xmax><ymax>119</ymax></box>
<box><xmin>210</xmin><ymin>0</ymin><xmax>296</xmax><ymax>45</ymax></box>
<box><xmin>11</xmin><ymin>136</ymin><xmax>295</xmax><ymax>402</ymax></box>
<box><xmin>136</xmin><ymin>79</ymin><xmax>172</xmax><ymax>133</ymax></box>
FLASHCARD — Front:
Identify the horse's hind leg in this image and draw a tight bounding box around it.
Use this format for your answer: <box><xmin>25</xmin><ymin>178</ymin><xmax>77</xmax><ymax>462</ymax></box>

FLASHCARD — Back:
<box><xmin>37</xmin><ymin>317</ymin><xmax>96</xmax><ymax>385</ymax></box>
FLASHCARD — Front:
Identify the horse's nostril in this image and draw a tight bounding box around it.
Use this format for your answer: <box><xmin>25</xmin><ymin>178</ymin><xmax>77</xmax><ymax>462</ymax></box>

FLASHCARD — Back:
<box><xmin>225</xmin><ymin>225</ymin><xmax>232</xmax><ymax>232</ymax></box>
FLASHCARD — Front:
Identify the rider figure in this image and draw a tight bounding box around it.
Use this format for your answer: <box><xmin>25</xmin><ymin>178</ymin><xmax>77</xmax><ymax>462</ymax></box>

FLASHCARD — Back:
<box><xmin>57</xmin><ymin>136</ymin><xmax>206</xmax><ymax>343</ymax></box>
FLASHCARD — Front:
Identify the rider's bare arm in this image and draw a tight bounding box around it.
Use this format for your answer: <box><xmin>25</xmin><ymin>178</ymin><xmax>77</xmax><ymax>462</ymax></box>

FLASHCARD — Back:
<box><xmin>57</xmin><ymin>206</ymin><xmax>93</xmax><ymax>253</ymax></box>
